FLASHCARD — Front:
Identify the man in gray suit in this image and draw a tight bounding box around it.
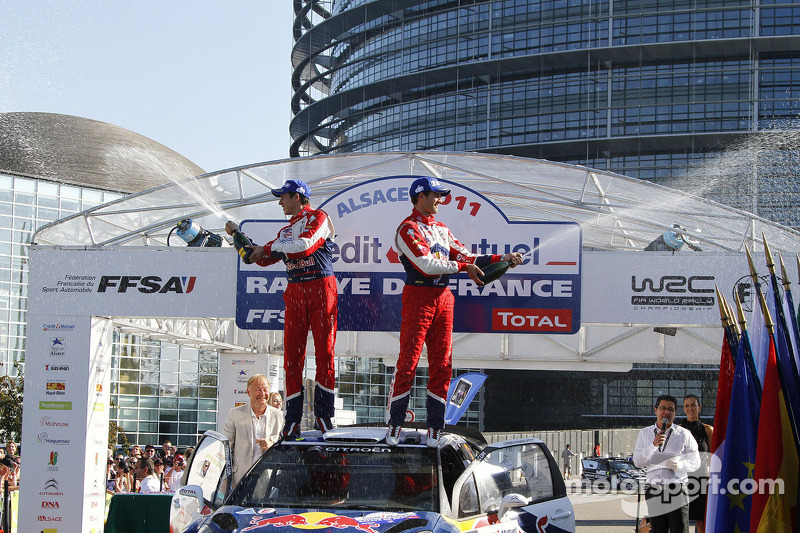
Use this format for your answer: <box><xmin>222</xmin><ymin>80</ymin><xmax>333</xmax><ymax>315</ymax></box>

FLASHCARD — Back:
<box><xmin>222</xmin><ymin>374</ymin><xmax>284</xmax><ymax>488</ymax></box>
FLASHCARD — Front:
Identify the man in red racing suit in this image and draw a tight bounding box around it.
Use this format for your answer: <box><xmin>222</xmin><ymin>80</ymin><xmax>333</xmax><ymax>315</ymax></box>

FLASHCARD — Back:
<box><xmin>386</xmin><ymin>176</ymin><xmax>522</xmax><ymax>447</ymax></box>
<box><xmin>248</xmin><ymin>179</ymin><xmax>337</xmax><ymax>438</ymax></box>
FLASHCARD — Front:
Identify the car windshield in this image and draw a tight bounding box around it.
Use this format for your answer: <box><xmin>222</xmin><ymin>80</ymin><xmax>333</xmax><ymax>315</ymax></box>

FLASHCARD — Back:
<box><xmin>609</xmin><ymin>460</ymin><xmax>637</xmax><ymax>471</ymax></box>
<box><xmin>231</xmin><ymin>443</ymin><xmax>439</xmax><ymax>512</ymax></box>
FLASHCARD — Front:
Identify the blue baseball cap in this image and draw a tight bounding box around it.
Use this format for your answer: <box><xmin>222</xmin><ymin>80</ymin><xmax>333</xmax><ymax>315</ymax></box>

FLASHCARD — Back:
<box><xmin>271</xmin><ymin>179</ymin><xmax>311</xmax><ymax>198</ymax></box>
<box><xmin>409</xmin><ymin>177</ymin><xmax>451</xmax><ymax>197</ymax></box>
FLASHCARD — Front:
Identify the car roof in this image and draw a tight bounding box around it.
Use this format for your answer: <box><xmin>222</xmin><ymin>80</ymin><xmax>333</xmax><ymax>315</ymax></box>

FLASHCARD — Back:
<box><xmin>281</xmin><ymin>423</ymin><xmax>487</xmax><ymax>449</ymax></box>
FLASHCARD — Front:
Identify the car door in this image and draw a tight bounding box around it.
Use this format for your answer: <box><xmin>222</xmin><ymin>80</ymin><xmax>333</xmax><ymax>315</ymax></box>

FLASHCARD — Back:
<box><xmin>450</xmin><ymin>439</ymin><xmax>574</xmax><ymax>533</ymax></box>
<box><xmin>169</xmin><ymin>430</ymin><xmax>232</xmax><ymax>533</ymax></box>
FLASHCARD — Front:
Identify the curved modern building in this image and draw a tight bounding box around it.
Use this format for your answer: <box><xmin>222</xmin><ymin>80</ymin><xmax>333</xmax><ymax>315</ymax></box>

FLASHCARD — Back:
<box><xmin>291</xmin><ymin>0</ymin><xmax>800</xmax><ymax>226</ymax></box>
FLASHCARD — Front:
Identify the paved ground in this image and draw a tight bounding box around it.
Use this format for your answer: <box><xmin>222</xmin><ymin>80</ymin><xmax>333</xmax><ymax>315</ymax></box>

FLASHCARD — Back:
<box><xmin>567</xmin><ymin>482</ymin><xmax>698</xmax><ymax>532</ymax></box>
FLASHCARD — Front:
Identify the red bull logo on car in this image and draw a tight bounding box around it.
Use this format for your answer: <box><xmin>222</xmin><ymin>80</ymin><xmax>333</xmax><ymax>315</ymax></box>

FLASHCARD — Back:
<box><xmin>242</xmin><ymin>512</ymin><xmax>381</xmax><ymax>533</ymax></box>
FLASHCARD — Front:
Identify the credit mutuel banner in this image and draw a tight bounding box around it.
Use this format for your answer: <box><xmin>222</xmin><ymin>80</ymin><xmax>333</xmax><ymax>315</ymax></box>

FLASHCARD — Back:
<box><xmin>235</xmin><ymin>176</ymin><xmax>582</xmax><ymax>334</ymax></box>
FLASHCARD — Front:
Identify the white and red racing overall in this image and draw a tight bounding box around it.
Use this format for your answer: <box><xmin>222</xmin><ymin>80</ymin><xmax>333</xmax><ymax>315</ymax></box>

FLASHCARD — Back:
<box><xmin>257</xmin><ymin>204</ymin><xmax>337</xmax><ymax>429</ymax></box>
<box><xmin>387</xmin><ymin>209</ymin><xmax>499</xmax><ymax>429</ymax></box>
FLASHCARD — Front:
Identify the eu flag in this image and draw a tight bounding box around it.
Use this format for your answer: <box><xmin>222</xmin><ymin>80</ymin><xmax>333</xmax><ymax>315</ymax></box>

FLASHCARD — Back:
<box><xmin>708</xmin><ymin>332</ymin><xmax>761</xmax><ymax>533</ymax></box>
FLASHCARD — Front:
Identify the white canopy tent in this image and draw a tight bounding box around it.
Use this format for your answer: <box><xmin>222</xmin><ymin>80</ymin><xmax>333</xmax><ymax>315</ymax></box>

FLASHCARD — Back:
<box><xmin>32</xmin><ymin>151</ymin><xmax>800</xmax><ymax>368</ymax></box>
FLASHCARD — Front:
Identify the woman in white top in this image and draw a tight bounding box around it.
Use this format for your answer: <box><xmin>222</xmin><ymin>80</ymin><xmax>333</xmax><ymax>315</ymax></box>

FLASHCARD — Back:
<box><xmin>164</xmin><ymin>454</ymin><xmax>186</xmax><ymax>491</ymax></box>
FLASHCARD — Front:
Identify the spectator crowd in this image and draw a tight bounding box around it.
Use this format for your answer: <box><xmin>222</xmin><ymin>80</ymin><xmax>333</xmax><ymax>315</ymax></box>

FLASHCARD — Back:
<box><xmin>106</xmin><ymin>439</ymin><xmax>193</xmax><ymax>494</ymax></box>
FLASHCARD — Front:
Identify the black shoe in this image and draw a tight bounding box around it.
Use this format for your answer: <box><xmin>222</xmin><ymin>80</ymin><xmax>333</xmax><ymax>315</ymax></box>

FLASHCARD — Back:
<box><xmin>315</xmin><ymin>417</ymin><xmax>334</xmax><ymax>432</ymax></box>
<box><xmin>282</xmin><ymin>422</ymin><xmax>301</xmax><ymax>440</ymax></box>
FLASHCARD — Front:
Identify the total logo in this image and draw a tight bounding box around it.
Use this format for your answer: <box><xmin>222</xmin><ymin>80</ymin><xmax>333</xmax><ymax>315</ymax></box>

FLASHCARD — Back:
<box><xmin>97</xmin><ymin>275</ymin><xmax>197</xmax><ymax>294</ymax></box>
<box><xmin>491</xmin><ymin>308</ymin><xmax>572</xmax><ymax>332</ymax></box>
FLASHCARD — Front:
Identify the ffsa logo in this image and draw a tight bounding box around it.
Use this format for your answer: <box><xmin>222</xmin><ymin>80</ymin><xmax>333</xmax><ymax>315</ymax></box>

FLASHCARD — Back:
<box><xmin>97</xmin><ymin>276</ymin><xmax>197</xmax><ymax>294</ymax></box>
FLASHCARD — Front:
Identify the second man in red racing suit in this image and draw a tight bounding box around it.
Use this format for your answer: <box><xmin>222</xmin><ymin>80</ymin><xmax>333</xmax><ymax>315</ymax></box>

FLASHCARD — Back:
<box><xmin>386</xmin><ymin>176</ymin><xmax>522</xmax><ymax>447</ymax></box>
<box><xmin>249</xmin><ymin>179</ymin><xmax>337</xmax><ymax>438</ymax></box>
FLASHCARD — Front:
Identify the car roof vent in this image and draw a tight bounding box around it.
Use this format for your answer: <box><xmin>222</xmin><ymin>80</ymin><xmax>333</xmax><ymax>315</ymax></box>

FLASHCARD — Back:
<box><xmin>322</xmin><ymin>427</ymin><xmax>388</xmax><ymax>443</ymax></box>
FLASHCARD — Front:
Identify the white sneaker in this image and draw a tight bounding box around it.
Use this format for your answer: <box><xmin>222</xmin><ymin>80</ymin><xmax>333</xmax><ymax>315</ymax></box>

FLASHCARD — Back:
<box><xmin>385</xmin><ymin>425</ymin><xmax>402</xmax><ymax>446</ymax></box>
<box><xmin>427</xmin><ymin>427</ymin><xmax>442</xmax><ymax>448</ymax></box>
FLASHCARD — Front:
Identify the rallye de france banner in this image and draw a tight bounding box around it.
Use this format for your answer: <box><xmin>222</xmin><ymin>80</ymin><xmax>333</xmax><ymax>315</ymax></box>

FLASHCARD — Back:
<box><xmin>235</xmin><ymin>176</ymin><xmax>582</xmax><ymax>334</ymax></box>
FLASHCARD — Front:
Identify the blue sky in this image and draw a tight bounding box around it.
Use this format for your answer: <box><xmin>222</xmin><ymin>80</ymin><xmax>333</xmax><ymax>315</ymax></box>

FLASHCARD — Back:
<box><xmin>1</xmin><ymin>1</ymin><xmax>294</xmax><ymax>172</ymax></box>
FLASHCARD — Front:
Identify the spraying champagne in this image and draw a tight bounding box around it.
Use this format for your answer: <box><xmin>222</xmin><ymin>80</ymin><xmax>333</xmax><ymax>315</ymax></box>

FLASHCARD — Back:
<box><xmin>476</xmin><ymin>250</ymin><xmax>528</xmax><ymax>284</ymax></box>
<box><xmin>225</xmin><ymin>221</ymin><xmax>257</xmax><ymax>264</ymax></box>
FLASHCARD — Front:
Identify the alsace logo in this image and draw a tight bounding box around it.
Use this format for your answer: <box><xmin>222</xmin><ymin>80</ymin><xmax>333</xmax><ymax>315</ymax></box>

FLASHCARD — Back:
<box><xmin>38</xmin><ymin>516</ymin><xmax>63</xmax><ymax>522</ymax></box>
<box><xmin>50</xmin><ymin>337</ymin><xmax>66</xmax><ymax>357</ymax></box>
<box><xmin>631</xmin><ymin>275</ymin><xmax>715</xmax><ymax>307</ymax></box>
<box><xmin>97</xmin><ymin>275</ymin><xmax>197</xmax><ymax>294</ymax></box>
<box><xmin>40</xmin><ymin>416</ymin><xmax>68</xmax><ymax>428</ymax></box>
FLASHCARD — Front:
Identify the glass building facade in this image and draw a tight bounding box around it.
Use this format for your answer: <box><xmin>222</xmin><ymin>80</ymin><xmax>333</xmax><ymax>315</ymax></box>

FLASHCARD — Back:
<box><xmin>291</xmin><ymin>0</ymin><xmax>800</xmax><ymax>227</ymax></box>
<box><xmin>0</xmin><ymin>173</ymin><xmax>226</xmax><ymax>447</ymax></box>
<box><xmin>0</xmin><ymin>173</ymin><xmax>122</xmax><ymax>378</ymax></box>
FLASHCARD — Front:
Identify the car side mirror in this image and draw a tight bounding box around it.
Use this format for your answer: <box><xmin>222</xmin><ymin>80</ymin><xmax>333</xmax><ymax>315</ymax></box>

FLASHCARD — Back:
<box><xmin>498</xmin><ymin>493</ymin><xmax>530</xmax><ymax>520</ymax></box>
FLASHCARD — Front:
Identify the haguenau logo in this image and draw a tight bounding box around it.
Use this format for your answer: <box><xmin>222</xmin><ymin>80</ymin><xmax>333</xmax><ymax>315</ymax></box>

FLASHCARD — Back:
<box><xmin>97</xmin><ymin>275</ymin><xmax>196</xmax><ymax>293</ymax></box>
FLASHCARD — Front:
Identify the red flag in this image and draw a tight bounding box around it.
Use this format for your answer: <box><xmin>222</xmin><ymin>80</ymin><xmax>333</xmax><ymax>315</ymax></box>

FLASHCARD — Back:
<box><xmin>750</xmin><ymin>338</ymin><xmax>799</xmax><ymax>531</ymax></box>
<box><xmin>711</xmin><ymin>332</ymin><xmax>735</xmax><ymax>453</ymax></box>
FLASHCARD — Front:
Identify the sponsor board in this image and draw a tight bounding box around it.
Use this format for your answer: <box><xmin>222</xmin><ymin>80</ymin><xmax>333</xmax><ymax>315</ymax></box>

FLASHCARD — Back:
<box><xmin>235</xmin><ymin>176</ymin><xmax>581</xmax><ymax>334</ymax></box>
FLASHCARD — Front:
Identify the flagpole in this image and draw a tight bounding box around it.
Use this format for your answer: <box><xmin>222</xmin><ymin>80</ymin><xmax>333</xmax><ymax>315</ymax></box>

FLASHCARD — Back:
<box><xmin>779</xmin><ymin>252</ymin><xmax>800</xmax><ymax>377</ymax></box>
<box><xmin>717</xmin><ymin>286</ymin><xmax>739</xmax><ymax>358</ymax></box>
<box><xmin>761</xmin><ymin>237</ymin><xmax>800</xmax><ymax>453</ymax></box>
<box><xmin>745</xmin><ymin>247</ymin><xmax>766</xmax><ymax>398</ymax></box>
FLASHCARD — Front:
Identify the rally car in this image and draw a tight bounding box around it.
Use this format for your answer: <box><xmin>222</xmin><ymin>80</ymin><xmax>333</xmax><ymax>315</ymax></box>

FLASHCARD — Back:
<box><xmin>169</xmin><ymin>424</ymin><xmax>575</xmax><ymax>533</ymax></box>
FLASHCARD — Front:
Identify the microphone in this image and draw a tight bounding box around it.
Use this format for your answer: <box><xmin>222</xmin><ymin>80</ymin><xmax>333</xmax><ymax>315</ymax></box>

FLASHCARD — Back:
<box><xmin>658</xmin><ymin>417</ymin><xmax>669</xmax><ymax>451</ymax></box>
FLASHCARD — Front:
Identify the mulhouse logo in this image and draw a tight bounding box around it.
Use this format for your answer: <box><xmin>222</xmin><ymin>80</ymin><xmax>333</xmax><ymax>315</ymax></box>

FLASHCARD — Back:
<box><xmin>97</xmin><ymin>275</ymin><xmax>197</xmax><ymax>294</ymax></box>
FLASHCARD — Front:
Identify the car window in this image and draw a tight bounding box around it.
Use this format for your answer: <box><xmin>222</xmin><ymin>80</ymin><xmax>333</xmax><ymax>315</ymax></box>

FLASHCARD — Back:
<box><xmin>479</xmin><ymin>443</ymin><xmax>555</xmax><ymax>504</ymax></box>
<box><xmin>458</xmin><ymin>474</ymin><xmax>479</xmax><ymax>518</ymax></box>
<box><xmin>440</xmin><ymin>446</ymin><xmax>467</xmax><ymax>506</ymax></box>
<box><xmin>609</xmin><ymin>460</ymin><xmax>636</xmax><ymax>471</ymax></box>
<box><xmin>231</xmin><ymin>443</ymin><xmax>439</xmax><ymax>512</ymax></box>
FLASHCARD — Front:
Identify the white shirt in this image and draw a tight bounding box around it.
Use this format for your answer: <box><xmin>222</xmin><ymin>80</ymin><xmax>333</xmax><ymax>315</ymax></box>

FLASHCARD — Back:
<box><xmin>166</xmin><ymin>468</ymin><xmax>184</xmax><ymax>490</ymax></box>
<box><xmin>139</xmin><ymin>474</ymin><xmax>161</xmax><ymax>493</ymax></box>
<box><xmin>250</xmin><ymin>407</ymin><xmax>270</xmax><ymax>465</ymax></box>
<box><xmin>633</xmin><ymin>423</ymin><xmax>701</xmax><ymax>485</ymax></box>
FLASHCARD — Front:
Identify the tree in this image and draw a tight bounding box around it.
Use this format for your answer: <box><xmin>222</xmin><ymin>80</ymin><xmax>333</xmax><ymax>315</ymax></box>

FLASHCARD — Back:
<box><xmin>109</xmin><ymin>398</ymin><xmax>130</xmax><ymax>453</ymax></box>
<box><xmin>0</xmin><ymin>363</ymin><xmax>24</xmax><ymax>442</ymax></box>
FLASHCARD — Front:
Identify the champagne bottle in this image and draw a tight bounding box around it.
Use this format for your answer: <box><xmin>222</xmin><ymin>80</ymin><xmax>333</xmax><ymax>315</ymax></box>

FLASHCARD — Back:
<box><xmin>477</xmin><ymin>260</ymin><xmax>511</xmax><ymax>284</ymax></box>
<box><xmin>225</xmin><ymin>221</ymin><xmax>257</xmax><ymax>264</ymax></box>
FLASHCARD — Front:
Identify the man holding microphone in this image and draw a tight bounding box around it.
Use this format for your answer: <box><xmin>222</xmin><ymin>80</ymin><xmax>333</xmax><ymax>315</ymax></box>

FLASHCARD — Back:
<box><xmin>633</xmin><ymin>394</ymin><xmax>700</xmax><ymax>533</ymax></box>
